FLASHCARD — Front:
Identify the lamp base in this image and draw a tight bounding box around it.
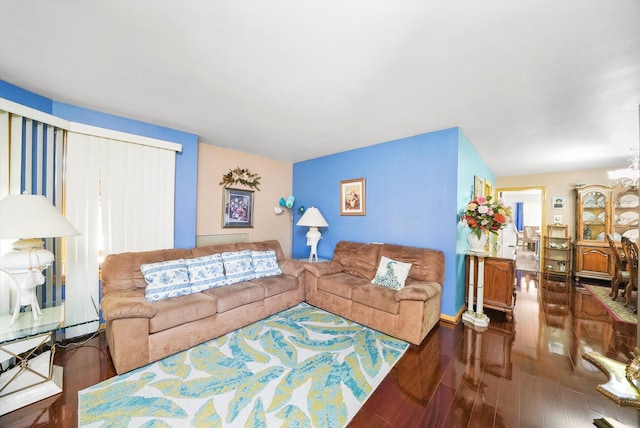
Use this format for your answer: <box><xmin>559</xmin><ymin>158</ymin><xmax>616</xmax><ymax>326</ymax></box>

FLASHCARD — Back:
<box><xmin>11</xmin><ymin>238</ymin><xmax>46</xmax><ymax>251</ymax></box>
<box><xmin>305</xmin><ymin>227</ymin><xmax>322</xmax><ymax>262</ymax></box>
<box><xmin>0</xmin><ymin>243</ymin><xmax>53</xmax><ymax>324</ymax></box>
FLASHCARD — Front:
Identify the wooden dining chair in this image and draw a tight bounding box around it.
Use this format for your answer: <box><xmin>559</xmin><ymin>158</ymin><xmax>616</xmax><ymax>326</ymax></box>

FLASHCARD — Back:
<box><xmin>620</xmin><ymin>237</ymin><xmax>638</xmax><ymax>308</ymax></box>
<box><xmin>523</xmin><ymin>226</ymin><xmax>540</xmax><ymax>257</ymax></box>
<box><xmin>606</xmin><ymin>234</ymin><xmax>630</xmax><ymax>300</ymax></box>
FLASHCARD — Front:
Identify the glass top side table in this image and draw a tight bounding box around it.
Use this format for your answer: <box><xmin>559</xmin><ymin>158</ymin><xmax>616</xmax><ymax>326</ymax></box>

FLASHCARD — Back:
<box><xmin>0</xmin><ymin>302</ymin><xmax>99</xmax><ymax>415</ymax></box>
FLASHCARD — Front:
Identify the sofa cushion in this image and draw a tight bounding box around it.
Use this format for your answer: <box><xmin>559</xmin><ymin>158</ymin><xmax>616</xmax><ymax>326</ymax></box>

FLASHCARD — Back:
<box><xmin>140</xmin><ymin>259</ymin><xmax>191</xmax><ymax>302</ymax></box>
<box><xmin>149</xmin><ymin>292</ymin><xmax>218</xmax><ymax>333</ymax></box>
<box><xmin>251</xmin><ymin>274</ymin><xmax>298</xmax><ymax>298</ymax></box>
<box><xmin>352</xmin><ymin>283</ymin><xmax>400</xmax><ymax>315</ymax></box>
<box><xmin>185</xmin><ymin>254</ymin><xmax>226</xmax><ymax>291</ymax></box>
<box><xmin>332</xmin><ymin>241</ymin><xmax>381</xmax><ymax>280</ymax></box>
<box><xmin>191</xmin><ymin>243</ymin><xmax>238</xmax><ymax>258</ymax></box>
<box><xmin>371</xmin><ymin>256</ymin><xmax>412</xmax><ymax>290</ymax></box>
<box><xmin>316</xmin><ymin>272</ymin><xmax>370</xmax><ymax>299</ymax></box>
<box><xmin>239</xmin><ymin>240</ymin><xmax>286</xmax><ymax>261</ymax></box>
<box><xmin>380</xmin><ymin>243</ymin><xmax>445</xmax><ymax>284</ymax></box>
<box><xmin>394</xmin><ymin>281</ymin><xmax>442</xmax><ymax>302</ymax></box>
<box><xmin>251</xmin><ymin>250</ymin><xmax>282</xmax><ymax>278</ymax></box>
<box><xmin>222</xmin><ymin>250</ymin><xmax>256</xmax><ymax>285</ymax></box>
<box><xmin>203</xmin><ymin>282</ymin><xmax>265</xmax><ymax>313</ymax></box>
<box><xmin>103</xmin><ymin>248</ymin><xmax>194</xmax><ymax>295</ymax></box>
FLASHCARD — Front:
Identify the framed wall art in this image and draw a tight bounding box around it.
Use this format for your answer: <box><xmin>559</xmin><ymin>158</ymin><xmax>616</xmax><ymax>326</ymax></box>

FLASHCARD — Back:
<box><xmin>223</xmin><ymin>188</ymin><xmax>254</xmax><ymax>228</ymax></box>
<box><xmin>340</xmin><ymin>178</ymin><xmax>366</xmax><ymax>216</ymax></box>
<box><xmin>553</xmin><ymin>197</ymin><xmax>565</xmax><ymax>209</ymax></box>
<box><xmin>484</xmin><ymin>179</ymin><xmax>493</xmax><ymax>199</ymax></box>
<box><xmin>474</xmin><ymin>176</ymin><xmax>483</xmax><ymax>198</ymax></box>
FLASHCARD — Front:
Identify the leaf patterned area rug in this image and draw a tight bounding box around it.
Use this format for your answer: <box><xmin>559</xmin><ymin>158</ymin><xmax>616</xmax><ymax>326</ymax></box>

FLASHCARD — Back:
<box><xmin>583</xmin><ymin>284</ymin><xmax>637</xmax><ymax>324</ymax></box>
<box><xmin>78</xmin><ymin>303</ymin><xmax>408</xmax><ymax>427</ymax></box>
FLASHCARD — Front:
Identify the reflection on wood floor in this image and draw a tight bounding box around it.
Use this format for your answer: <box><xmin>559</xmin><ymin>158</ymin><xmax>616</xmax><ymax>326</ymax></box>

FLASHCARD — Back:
<box><xmin>350</xmin><ymin>271</ymin><xmax>639</xmax><ymax>427</ymax></box>
<box><xmin>0</xmin><ymin>271</ymin><xmax>638</xmax><ymax>427</ymax></box>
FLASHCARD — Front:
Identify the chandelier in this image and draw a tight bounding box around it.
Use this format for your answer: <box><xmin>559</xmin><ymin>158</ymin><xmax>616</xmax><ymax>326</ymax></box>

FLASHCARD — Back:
<box><xmin>607</xmin><ymin>149</ymin><xmax>639</xmax><ymax>188</ymax></box>
<box><xmin>608</xmin><ymin>105</ymin><xmax>640</xmax><ymax>188</ymax></box>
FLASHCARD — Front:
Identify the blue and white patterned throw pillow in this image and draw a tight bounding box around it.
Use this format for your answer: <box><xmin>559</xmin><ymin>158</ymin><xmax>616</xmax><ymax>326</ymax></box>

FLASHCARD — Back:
<box><xmin>251</xmin><ymin>250</ymin><xmax>282</xmax><ymax>278</ymax></box>
<box><xmin>141</xmin><ymin>259</ymin><xmax>191</xmax><ymax>302</ymax></box>
<box><xmin>221</xmin><ymin>250</ymin><xmax>256</xmax><ymax>285</ymax></box>
<box><xmin>371</xmin><ymin>256</ymin><xmax>412</xmax><ymax>290</ymax></box>
<box><xmin>185</xmin><ymin>254</ymin><xmax>226</xmax><ymax>291</ymax></box>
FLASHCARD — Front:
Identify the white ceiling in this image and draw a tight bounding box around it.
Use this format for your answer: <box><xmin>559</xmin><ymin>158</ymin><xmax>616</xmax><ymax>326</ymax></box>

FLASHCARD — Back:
<box><xmin>1</xmin><ymin>1</ymin><xmax>639</xmax><ymax>177</ymax></box>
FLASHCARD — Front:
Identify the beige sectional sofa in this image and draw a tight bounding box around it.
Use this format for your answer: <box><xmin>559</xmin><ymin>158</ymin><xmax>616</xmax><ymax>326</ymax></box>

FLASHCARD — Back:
<box><xmin>304</xmin><ymin>241</ymin><xmax>445</xmax><ymax>345</ymax></box>
<box><xmin>101</xmin><ymin>239</ymin><xmax>444</xmax><ymax>374</ymax></box>
<box><xmin>101</xmin><ymin>240</ymin><xmax>306</xmax><ymax>374</ymax></box>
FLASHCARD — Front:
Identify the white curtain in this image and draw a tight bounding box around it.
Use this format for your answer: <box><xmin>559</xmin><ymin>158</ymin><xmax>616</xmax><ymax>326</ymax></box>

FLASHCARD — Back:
<box><xmin>0</xmin><ymin>111</ymin><xmax>9</xmax><ymax>316</ymax></box>
<box><xmin>0</xmin><ymin>112</ymin><xmax>65</xmax><ymax>316</ymax></box>
<box><xmin>64</xmin><ymin>132</ymin><xmax>176</xmax><ymax>334</ymax></box>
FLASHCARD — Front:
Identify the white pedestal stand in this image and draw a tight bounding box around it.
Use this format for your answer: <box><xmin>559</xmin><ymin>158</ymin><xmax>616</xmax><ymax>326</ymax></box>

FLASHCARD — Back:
<box><xmin>463</xmin><ymin>251</ymin><xmax>490</xmax><ymax>328</ymax></box>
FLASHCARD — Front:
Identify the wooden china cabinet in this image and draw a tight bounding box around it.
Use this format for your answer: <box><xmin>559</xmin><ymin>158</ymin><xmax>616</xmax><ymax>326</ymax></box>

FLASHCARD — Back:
<box><xmin>574</xmin><ymin>185</ymin><xmax>640</xmax><ymax>282</ymax></box>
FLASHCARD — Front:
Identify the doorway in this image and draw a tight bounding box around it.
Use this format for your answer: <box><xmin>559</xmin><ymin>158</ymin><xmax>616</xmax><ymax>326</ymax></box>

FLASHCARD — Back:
<box><xmin>498</xmin><ymin>187</ymin><xmax>546</xmax><ymax>272</ymax></box>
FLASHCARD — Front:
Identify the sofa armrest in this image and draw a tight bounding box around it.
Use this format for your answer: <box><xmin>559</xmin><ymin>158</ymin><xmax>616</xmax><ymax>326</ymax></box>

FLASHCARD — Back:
<box><xmin>304</xmin><ymin>261</ymin><xmax>344</xmax><ymax>277</ymax></box>
<box><xmin>279</xmin><ymin>259</ymin><xmax>306</xmax><ymax>277</ymax></box>
<box><xmin>101</xmin><ymin>291</ymin><xmax>157</xmax><ymax>321</ymax></box>
<box><xmin>394</xmin><ymin>281</ymin><xmax>442</xmax><ymax>302</ymax></box>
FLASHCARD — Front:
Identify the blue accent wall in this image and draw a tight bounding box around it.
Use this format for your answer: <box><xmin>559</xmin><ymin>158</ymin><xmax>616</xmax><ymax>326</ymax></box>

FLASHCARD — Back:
<box><xmin>0</xmin><ymin>80</ymin><xmax>198</xmax><ymax>248</ymax></box>
<box><xmin>293</xmin><ymin>128</ymin><xmax>463</xmax><ymax>317</ymax></box>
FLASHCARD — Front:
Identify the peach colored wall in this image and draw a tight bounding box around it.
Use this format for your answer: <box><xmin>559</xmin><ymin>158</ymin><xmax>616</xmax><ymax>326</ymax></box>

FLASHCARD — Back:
<box><xmin>197</xmin><ymin>144</ymin><xmax>293</xmax><ymax>256</ymax></box>
<box><xmin>496</xmin><ymin>167</ymin><xmax>612</xmax><ymax>241</ymax></box>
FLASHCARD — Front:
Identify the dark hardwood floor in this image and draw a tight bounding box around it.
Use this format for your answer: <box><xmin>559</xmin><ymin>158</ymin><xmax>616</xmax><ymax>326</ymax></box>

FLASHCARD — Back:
<box><xmin>1</xmin><ymin>270</ymin><xmax>638</xmax><ymax>427</ymax></box>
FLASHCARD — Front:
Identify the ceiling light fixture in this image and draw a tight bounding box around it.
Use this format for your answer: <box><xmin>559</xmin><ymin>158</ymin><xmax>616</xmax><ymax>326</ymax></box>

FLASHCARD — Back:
<box><xmin>607</xmin><ymin>149</ymin><xmax>639</xmax><ymax>188</ymax></box>
<box><xmin>607</xmin><ymin>105</ymin><xmax>640</xmax><ymax>188</ymax></box>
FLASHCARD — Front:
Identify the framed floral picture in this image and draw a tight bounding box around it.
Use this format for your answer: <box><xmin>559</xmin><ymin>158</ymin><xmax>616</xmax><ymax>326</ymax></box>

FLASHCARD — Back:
<box><xmin>340</xmin><ymin>178</ymin><xmax>366</xmax><ymax>216</ymax></box>
<box><xmin>223</xmin><ymin>188</ymin><xmax>254</xmax><ymax>228</ymax></box>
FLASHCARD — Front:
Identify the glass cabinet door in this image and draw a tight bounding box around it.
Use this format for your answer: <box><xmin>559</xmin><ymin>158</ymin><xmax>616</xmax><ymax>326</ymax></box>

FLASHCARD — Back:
<box><xmin>613</xmin><ymin>188</ymin><xmax>640</xmax><ymax>243</ymax></box>
<box><xmin>581</xmin><ymin>190</ymin><xmax>607</xmax><ymax>242</ymax></box>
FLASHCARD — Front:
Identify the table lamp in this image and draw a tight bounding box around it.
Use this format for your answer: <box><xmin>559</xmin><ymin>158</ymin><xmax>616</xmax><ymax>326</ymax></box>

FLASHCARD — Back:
<box><xmin>296</xmin><ymin>207</ymin><xmax>328</xmax><ymax>262</ymax></box>
<box><xmin>0</xmin><ymin>193</ymin><xmax>80</xmax><ymax>323</ymax></box>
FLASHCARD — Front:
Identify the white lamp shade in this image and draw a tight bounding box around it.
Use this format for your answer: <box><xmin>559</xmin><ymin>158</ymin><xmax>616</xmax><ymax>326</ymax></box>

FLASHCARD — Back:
<box><xmin>0</xmin><ymin>194</ymin><xmax>80</xmax><ymax>240</ymax></box>
<box><xmin>296</xmin><ymin>207</ymin><xmax>328</xmax><ymax>227</ymax></box>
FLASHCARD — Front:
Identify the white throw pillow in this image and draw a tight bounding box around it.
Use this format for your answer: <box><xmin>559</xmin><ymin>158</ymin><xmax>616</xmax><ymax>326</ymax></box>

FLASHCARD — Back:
<box><xmin>221</xmin><ymin>250</ymin><xmax>256</xmax><ymax>285</ymax></box>
<box><xmin>371</xmin><ymin>256</ymin><xmax>412</xmax><ymax>290</ymax></box>
<box><xmin>185</xmin><ymin>254</ymin><xmax>226</xmax><ymax>291</ymax></box>
<box><xmin>251</xmin><ymin>250</ymin><xmax>282</xmax><ymax>278</ymax></box>
<box><xmin>141</xmin><ymin>259</ymin><xmax>191</xmax><ymax>302</ymax></box>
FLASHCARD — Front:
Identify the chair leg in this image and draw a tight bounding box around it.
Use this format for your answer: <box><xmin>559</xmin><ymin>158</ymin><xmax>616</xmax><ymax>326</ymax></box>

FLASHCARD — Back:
<box><xmin>624</xmin><ymin>282</ymin><xmax>637</xmax><ymax>307</ymax></box>
<box><xmin>624</xmin><ymin>283</ymin><xmax>631</xmax><ymax>306</ymax></box>
<box><xmin>610</xmin><ymin>278</ymin><xmax>620</xmax><ymax>299</ymax></box>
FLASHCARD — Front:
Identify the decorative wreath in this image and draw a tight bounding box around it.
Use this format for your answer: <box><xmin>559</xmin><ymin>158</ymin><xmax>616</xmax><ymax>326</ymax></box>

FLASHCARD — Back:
<box><xmin>219</xmin><ymin>167</ymin><xmax>261</xmax><ymax>190</ymax></box>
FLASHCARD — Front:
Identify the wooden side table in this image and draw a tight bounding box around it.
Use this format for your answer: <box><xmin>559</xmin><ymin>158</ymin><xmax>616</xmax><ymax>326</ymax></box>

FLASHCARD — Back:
<box><xmin>465</xmin><ymin>247</ymin><xmax>516</xmax><ymax>322</ymax></box>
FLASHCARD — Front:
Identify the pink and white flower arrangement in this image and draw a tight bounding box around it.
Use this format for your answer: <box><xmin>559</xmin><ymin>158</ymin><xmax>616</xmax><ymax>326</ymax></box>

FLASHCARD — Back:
<box><xmin>461</xmin><ymin>195</ymin><xmax>512</xmax><ymax>238</ymax></box>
